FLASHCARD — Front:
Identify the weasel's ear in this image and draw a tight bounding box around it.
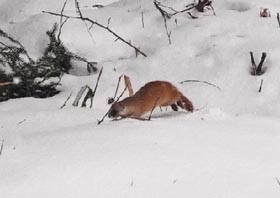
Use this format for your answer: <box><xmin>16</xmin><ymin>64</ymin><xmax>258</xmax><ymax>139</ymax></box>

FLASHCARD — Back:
<box><xmin>115</xmin><ymin>103</ymin><xmax>124</xmax><ymax>112</ymax></box>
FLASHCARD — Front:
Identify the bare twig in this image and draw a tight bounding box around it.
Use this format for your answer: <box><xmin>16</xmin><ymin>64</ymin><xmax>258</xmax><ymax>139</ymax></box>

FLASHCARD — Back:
<box><xmin>277</xmin><ymin>13</ymin><xmax>280</xmax><ymax>27</ymax></box>
<box><xmin>256</xmin><ymin>52</ymin><xmax>267</xmax><ymax>74</ymax></box>
<box><xmin>72</xmin><ymin>86</ymin><xmax>87</xmax><ymax>106</ymax></box>
<box><xmin>81</xmin><ymin>86</ymin><xmax>93</xmax><ymax>107</ymax></box>
<box><xmin>60</xmin><ymin>92</ymin><xmax>72</xmax><ymax>109</ymax></box>
<box><xmin>17</xmin><ymin>119</ymin><xmax>26</xmax><ymax>125</ymax></box>
<box><xmin>92</xmin><ymin>4</ymin><xmax>104</xmax><ymax>9</ymax></box>
<box><xmin>42</xmin><ymin>9</ymin><xmax>147</xmax><ymax>57</ymax></box>
<box><xmin>58</xmin><ymin>0</ymin><xmax>69</xmax><ymax>41</ymax></box>
<box><xmin>75</xmin><ymin>0</ymin><xmax>95</xmax><ymax>44</ymax></box>
<box><xmin>0</xmin><ymin>139</ymin><xmax>4</xmax><ymax>156</ymax></box>
<box><xmin>250</xmin><ymin>52</ymin><xmax>267</xmax><ymax>75</ymax></box>
<box><xmin>81</xmin><ymin>67</ymin><xmax>103</xmax><ymax>108</ymax></box>
<box><xmin>194</xmin><ymin>103</ymin><xmax>208</xmax><ymax>111</ymax></box>
<box><xmin>97</xmin><ymin>86</ymin><xmax>127</xmax><ymax>125</ymax></box>
<box><xmin>141</xmin><ymin>12</ymin><xmax>145</xmax><ymax>28</ymax></box>
<box><xmin>90</xmin><ymin>66</ymin><xmax>103</xmax><ymax>108</ymax></box>
<box><xmin>109</xmin><ymin>74</ymin><xmax>133</xmax><ymax>104</ymax></box>
<box><xmin>154</xmin><ymin>0</ymin><xmax>172</xmax><ymax>44</ymax></box>
<box><xmin>156</xmin><ymin>1</ymin><xmax>196</xmax><ymax>17</ymax></box>
<box><xmin>258</xmin><ymin>79</ymin><xmax>264</xmax><ymax>93</ymax></box>
<box><xmin>179</xmin><ymin>80</ymin><xmax>221</xmax><ymax>91</ymax></box>
<box><xmin>276</xmin><ymin>177</ymin><xmax>280</xmax><ymax>187</ymax></box>
<box><xmin>250</xmin><ymin>51</ymin><xmax>257</xmax><ymax>75</ymax></box>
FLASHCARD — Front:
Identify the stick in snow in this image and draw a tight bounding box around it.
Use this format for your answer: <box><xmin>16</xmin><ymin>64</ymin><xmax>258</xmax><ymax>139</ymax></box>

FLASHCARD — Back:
<box><xmin>81</xmin><ymin>67</ymin><xmax>103</xmax><ymax>108</ymax></box>
<box><xmin>0</xmin><ymin>139</ymin><xmax>4</xmax><ymax>156</ymax></box>
<box><xmin>72</xmin><ymin>86</ymin><xmax>87</xmax><ymax>107</ymax></box>
<box><xmin>277</xmin><ymin>13</ymin><xmax>280</xmax><ymax>28</ymax></box>
<box><xmin>276</xmin><ymin>177</ymin><xmax>280</xmax><ymax>187</ymax></box>
<box><xmin>258</xmin><ymin>79</ymin><xmax>264</xmax><ymax>93</ymax></box>
<box><xmin>97</xmin><ymin>86</ymin><xmax>127</xmax><ymax>125</ymax></box>
<box><xmin>60</xmin><ymin>92</ymin><xmax>72</xmax><ymax>109</ymax></box>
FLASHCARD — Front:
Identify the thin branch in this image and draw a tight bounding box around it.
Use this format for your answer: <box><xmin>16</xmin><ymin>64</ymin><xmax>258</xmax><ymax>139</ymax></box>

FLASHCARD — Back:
<box><xmin>276</xmin><ymin>177</ymin><xmax>280</xmax><ymax>187</ymax></box>
<box><xmin>17</xmin><ymin>119</ymin><xmax>26</xmax><ymax>125</ymax></box>
<box><xmin>256</xmin><ymin>52</ymin><xmax>267</xmax><ymax>74</ymax></box>
<box><xmin>258</xmin><ymin>79</ymin><xmax>264</xmax><ymax>93</ymax></box>
<box><xmin>109</xmin><ymin>74</ymin><xmax>133</xmax><ymax>104</ymax></box>
<box><xmin>250</xmin><ymin>51</ymin><xmax>257</xmax><ymax>75</ymax></box>
<box><xmin>0</xmin><ymin>139</ymin><xmax>4</xmax><ymax>156</ymax></box>
<box><xmin>97</xmin><ymin>86</ymin><xmax>127</xmax><ymax>125</ymax></box>
<box><xmin>92</xmin><ymin>4</ymin><xmax>104</xmax><ymax>9</ymax></box>
<box><xmin>72</xmin><ymin>86</ymin><xmax>87</xmax><ymax>106</ymax></box>
<box><xmin>42</xmin><ymin>10</ymin><xmax>147</xmax><ymax>57</ymax></box>
<box><xmin>250</xmin><ymin>52</ymin><xmax>267</xmax><ymax>76</ymax></box>
<box><xmin>81</xmin><ymin>67</ymin><xmax>103</xmax><ymax>108</ymax></box>
<box><xmin>60</xmin><ymin>92</ymin><xmax>72</xmax><ymax>109</ymax></box>
<box><xmin>187</xmin><ymin>12</ymin><xmax>198</xmax><ymax>19</ymax></box>
<box><xmin>277</xmin><ymin>13</ymin><xmax>280</xmax><ymax>28</ymax></box>
<box><xmin>154</xmin><ymin>0</ymin><xmax>172</xmax><ymax>44</ymax></box>
<box><xmin>58</xmin><ymin>0</ymin><xmax>69</xmax><ymax>41</ymax></box>
<box><xmin>194</xmin><ymin>103</ymin><xmax>208</xmax><ymax>112</ymax></box>
<box><xmin>179</xmin><ymin>80</ymin><xmax>221</xmax><ymax>91</ymax></box>
<box><xmin>75</xmin><ymin>0</ymin><xmax>96</xmax><ymax>44</ymax></box>
<box><xmin>141</xmin><ymin>12</ymin><xmax>145</xmax><ymax>28</ymax></box>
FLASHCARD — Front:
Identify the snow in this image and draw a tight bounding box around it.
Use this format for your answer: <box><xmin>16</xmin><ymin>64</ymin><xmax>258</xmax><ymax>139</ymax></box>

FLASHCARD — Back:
<box><xmin>1</xmin><ymin>0</ymin><xmax>280</xmax><ymax>197</ymax></box>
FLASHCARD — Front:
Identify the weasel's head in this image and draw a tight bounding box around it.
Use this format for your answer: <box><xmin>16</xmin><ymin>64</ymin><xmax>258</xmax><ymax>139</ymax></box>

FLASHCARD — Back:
<box><xmin>108</xmin><ymin>102</ymin><xmax>125</xmax><ymax>118</ymax></box>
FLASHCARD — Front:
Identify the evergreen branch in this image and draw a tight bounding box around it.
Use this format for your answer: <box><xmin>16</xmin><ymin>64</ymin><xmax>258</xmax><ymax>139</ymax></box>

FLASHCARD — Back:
<box><xmin>0</xmin><ymin>28</ymin><xmax>34</xmax><ymax>63</ymax></box>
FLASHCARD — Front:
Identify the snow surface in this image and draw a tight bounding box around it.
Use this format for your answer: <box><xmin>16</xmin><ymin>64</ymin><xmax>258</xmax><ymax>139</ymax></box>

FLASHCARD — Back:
<box><xmin>1</xmin><ymin>0</ymin><xmax>280</xmax><ymax>197</ymax></box>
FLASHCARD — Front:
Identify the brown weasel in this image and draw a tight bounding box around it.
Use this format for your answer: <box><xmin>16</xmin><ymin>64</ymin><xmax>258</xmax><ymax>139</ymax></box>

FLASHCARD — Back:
<box><xmin>108</xmin><ymin>81</ymin><xmax>193</xmax><ymax>119</ymax></box>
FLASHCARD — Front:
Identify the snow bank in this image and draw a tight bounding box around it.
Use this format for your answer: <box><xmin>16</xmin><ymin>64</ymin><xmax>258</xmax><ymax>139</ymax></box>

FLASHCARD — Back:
<box><xmin>1</xmin><ymin>0</ymin><xmax>280</xmax><ymax>197</ymax></box>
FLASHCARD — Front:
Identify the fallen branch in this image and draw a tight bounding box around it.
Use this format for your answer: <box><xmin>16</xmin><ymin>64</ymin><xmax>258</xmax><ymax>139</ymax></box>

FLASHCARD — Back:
<box><xmin>42</xmin><ymin>9</ymin><xmax>147</xmax><ymax>57</ymax></box>
<box><xmin>179</xmin><ymin>80</ymin><xmax>221</xmax><ymax>91</ymax></box>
